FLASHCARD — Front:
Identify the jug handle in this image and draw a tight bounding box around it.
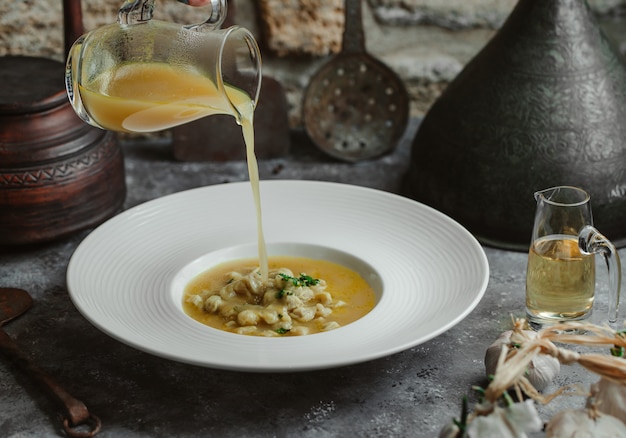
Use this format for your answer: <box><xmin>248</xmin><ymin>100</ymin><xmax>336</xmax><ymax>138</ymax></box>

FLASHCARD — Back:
<box><xmin>186</xmin><ymin>0</ymin><xmax>228</xmax><ymax>31</ymax></box>
<box><xmin>118</xmin><ymin>0</ymin><xmax>227</xmax><ymax>29</ymax></box>
<box><xmin>118</xmin><ymin>0</ymin><xmax>155</xmax><ymax>24</ymax></box>
<box><xmin>579</xmin><ymin>225</ymin><xmax>622</xmax><ymax>324</ymax></box>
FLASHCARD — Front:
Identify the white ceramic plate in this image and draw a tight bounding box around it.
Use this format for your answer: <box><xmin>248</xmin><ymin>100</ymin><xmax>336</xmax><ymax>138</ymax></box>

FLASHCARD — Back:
<box><xmin>67</xmin><ymin>180</ymin><xmax>489</xmax><ymax>372</ymax></box>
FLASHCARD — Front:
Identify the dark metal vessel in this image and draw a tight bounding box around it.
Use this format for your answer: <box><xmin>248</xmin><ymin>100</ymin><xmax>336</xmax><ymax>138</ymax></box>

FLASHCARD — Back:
<box><xmin>405</xmin><ymin>0</ymin><xmax>626</xmax><ymax>249</ymax></box>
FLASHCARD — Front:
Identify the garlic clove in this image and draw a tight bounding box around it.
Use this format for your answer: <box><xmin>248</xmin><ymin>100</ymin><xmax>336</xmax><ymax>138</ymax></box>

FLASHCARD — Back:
<box><xmin>466</xmin><ymin>399</ymin><xmax>543</xmax><ymax>437</ymax></box>
<box><xmin>545</xmin><ymin>408</ymin><xmax>626</xmax><ymax>437</ymax></box>
<box><xmin>484</xmin><ymin>331</ymin><xmax>514</xmax><ymax>379</ymax></box>
<box><xmin>526</xmin><ymin>353</ymin><xmax>560</xmax><ymax>391</ymax></box>
<box><xmin>588</xmin><ymin>377</ymin><xmax>626</xmax><ymax>424</ymax></box>
<box><xmin>484</xmin><ymin>330</ymin><xmax>560</xmax><ymax>391</ymax></box>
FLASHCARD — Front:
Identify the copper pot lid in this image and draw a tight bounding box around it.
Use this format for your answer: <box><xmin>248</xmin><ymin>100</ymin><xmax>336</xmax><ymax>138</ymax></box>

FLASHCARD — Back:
<box><xmin>0</xmin><ymin>56</ymin><xmax>68</xmax><ymax>115</ymax></box>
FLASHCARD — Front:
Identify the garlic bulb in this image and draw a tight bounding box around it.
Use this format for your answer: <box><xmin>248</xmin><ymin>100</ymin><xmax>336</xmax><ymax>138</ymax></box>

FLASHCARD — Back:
<box><xmin>484</xmin><ymin>330</ymin><xmax>560</xmax><ymax>391</ymax></box>
<box><xmin>588</xmin><ymin>377</ymin><xmax>626</xmax><ymax>424</ymax></box>
<box><xmin>545</xmin><ymin>407</ymin><xmax>626</xmax><ymax>437</ymax></box>
<box><xmin>438</xmin><ymin>422</ymin><xmax>461</xmax><ymax>438</ymax></box>
<box><xmin>466</xmin><ymin>400</ymin><xmax>543</xmax><ymax>437</ymax></box>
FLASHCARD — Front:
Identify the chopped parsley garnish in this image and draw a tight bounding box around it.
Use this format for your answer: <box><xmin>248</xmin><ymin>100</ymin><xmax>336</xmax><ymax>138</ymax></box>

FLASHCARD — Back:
<box><xmin>276</xmin><ymin>289</ymin><xmax>295</xmax><ymax>299</ymax></box>
<box><xmin>278</xmin><ymin>273</ymin><xmax>320</xmax><ymax>287</ymax></box>
<box><xmin>275</xmin><ymin>328</ymin><xmax>290</xmax><ymax>335</ymax></box>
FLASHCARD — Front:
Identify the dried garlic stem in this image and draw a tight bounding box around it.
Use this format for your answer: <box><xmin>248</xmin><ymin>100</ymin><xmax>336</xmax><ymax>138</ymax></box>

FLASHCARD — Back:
<box><xmin>539</xmin><ymin>322</ymin><xmax>626</xmax><ymax>349</ymax></box>
<box><xmin>577</xmin><ymin>355</ymin><xmax>626</xmax><ymax>385</ymax></box>
<box><xmin>465</xmin><ymin>318</ymin><xmax>626</xmax><ymax>435</ymax></box>
<box><xmin>485</xmin><ymin>318</ymin><xmax>626</xmax><ymax>404</ymax></box>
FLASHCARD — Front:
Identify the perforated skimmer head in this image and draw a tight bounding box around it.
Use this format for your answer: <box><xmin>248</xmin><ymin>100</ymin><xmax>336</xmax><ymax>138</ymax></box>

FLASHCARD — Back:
<box><xmin>302</xmin><ymin>0</ymin><xmax>409</xmax><ymax>162</ymax></box>
<box><xmin>303</xmin><ymin>53</ymin><xmax>409</xmax><ymax>162</ymax></box>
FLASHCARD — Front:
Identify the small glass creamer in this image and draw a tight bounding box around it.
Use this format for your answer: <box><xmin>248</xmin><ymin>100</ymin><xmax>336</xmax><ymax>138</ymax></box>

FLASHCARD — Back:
<box><xmin>525</xmin><ymin>186</ymin><xmax>621</xmax><ymax>329</ymax></box>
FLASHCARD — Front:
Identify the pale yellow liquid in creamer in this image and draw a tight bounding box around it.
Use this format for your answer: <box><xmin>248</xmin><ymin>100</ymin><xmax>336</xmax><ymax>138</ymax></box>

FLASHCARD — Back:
<box><xmin>526</xmin><ymin>235</ymin><xmax>595</xmax><ymax>321</ymax></box>
<box><xmin>80</xmin><ymin>62</ymin><xmax>268</xmax><ymax>280</ymax></box>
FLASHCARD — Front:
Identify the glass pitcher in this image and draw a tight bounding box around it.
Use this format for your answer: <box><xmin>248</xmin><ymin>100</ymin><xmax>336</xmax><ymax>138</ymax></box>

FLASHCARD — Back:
<box><xmin>65</xmin><ymin>0</ymin><xmax>261</xmax><ymax>133</ymax></box>
<box><xmin>525</xmin><ymin>186</ymin><xmax>621</xmax><ymax>328</ymax></box>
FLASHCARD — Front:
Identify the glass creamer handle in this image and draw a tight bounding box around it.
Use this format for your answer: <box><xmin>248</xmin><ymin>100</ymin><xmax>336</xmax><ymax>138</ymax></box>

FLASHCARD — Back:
<box><xmin>118</xmin><ymin>0</ymin><xmax>226</xmax><ymax>28</ymax></box>
<box><xmin>579</xmin><ymin>225</ymin><xmax>622</xmax><ymax>324</ymax></box>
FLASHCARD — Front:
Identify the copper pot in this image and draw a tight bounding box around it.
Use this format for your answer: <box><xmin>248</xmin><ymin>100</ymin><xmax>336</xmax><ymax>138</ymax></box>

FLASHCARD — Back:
<box><xmin>0</xmin><ymin>56</ymin><xmax>126</xmax><ymax>246</ymax></box>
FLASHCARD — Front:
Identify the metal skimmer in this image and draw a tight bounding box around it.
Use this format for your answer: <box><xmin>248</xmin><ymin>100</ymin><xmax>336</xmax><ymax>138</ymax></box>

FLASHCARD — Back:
<box><xmin>303</xmin><ymin>0</ymin><xmax>410</xmax><ymax>162</ymax></box>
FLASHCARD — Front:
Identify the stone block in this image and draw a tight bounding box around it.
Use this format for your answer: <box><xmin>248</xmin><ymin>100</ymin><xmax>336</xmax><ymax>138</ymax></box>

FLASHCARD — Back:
<box><xmin>257</xmin><ymin>0</ymin><xmax>344</xmax><ymax>56</ymax></box>
<box><xmin>370</xmin><ymin>0</ymin><xmax>626</xmax><ymax>29</ymax></box>
<box><xmin>370</xmin><ymin>0</ymin><xmax>516</xmax><ymax>29</ymax></box>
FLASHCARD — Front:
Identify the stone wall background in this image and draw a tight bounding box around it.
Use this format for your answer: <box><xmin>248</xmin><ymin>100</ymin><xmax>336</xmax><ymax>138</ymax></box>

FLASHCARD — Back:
<box><xmin>1</xmin><ymin>0</ymin><xmax>625</xmax><ymax>128</ymax></box>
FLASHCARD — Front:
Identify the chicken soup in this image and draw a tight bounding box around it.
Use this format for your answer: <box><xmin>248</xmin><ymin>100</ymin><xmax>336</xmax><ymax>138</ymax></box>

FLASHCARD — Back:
<box><xmin>183</xmin><ymin>256</ymin><xmax>377</xmax><ymax>337</ymax></box>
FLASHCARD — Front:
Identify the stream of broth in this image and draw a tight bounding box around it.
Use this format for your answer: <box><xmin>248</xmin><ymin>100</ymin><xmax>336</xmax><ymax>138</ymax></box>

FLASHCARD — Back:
<box><xmin>80</xmin><ymin>62</ymin><xmax>269</xmax><ymax>280</ymax></box>
<box><xmin>241</xmin><ymin>116</ymin><xmax>269</xmax><ymax>282</ymax></box>
<box><xmin>83</xmin><ymin>62</ymin><xmax>378</xmax><ymax>335</ymax></box>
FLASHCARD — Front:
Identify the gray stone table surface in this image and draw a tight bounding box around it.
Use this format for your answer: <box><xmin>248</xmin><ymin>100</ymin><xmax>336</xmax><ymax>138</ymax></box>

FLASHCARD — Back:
<box><xmin>1</xmin><ymin>120</ymin><xmax>624</xmax><ymax>437</ymax></box>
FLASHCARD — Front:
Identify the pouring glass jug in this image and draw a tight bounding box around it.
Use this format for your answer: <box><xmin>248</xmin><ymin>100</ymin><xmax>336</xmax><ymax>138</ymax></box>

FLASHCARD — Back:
<box><xmin>65</xmin><ymin>0</ymin><xmax>261</xmax><ymax>133</ymax></box>
<box><xmin>525</xmin><ymin>186</ymin><xmax>622</xmax><ymax>329</ymax></box>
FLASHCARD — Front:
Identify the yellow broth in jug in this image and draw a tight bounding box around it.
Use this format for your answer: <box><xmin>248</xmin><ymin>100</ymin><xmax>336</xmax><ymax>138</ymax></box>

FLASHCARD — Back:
<box><xmin>78</xmin><ymin>62</ymin><xmax>252</xmax><ymax>133</ymax></box>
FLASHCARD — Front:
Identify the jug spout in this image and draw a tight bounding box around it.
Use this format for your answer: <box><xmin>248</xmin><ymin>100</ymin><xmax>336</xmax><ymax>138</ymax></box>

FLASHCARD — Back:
<box><xmin>534</xmin><ymin>187</ymin><xmax>553</xmax><ymax>203</ymax></box>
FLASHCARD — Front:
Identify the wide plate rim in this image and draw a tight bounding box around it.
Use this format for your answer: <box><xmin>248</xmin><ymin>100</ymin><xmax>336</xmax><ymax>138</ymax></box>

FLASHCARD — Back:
<box><xmin>66</xmin><ymin>180</ymin><xmax>489</xmax><ymax>372</ymax></box>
